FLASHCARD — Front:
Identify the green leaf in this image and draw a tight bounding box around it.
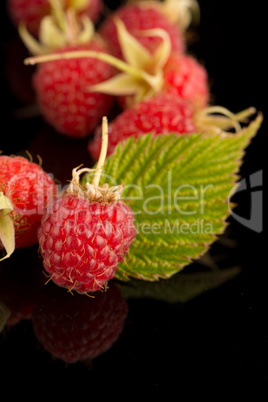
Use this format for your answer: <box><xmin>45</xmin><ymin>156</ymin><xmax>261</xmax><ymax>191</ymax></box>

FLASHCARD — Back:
<box><xmin>84</xmin><ymin>114</ymin><xmax>262</xmax><ymax>282</ymax></box>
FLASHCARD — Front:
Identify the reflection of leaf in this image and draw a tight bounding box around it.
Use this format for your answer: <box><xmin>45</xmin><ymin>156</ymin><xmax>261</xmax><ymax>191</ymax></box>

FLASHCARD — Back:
<box><xmin>94</xmin><ymin>114</ymin><xmax>261</xmax><ymax>282</ymax></box>
<box><xmin>118</xmin><ymin>266</ymin><xmax>241</xmax><ymax>304</ymax></box>
<box><xmin>0</xmin><ymin>301</ymin><xmax>11</xmax><ymax>332</ymax></box>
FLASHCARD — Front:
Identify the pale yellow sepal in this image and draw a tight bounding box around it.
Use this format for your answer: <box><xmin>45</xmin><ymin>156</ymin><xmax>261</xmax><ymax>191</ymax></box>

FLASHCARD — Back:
<box><xmin>138</xmin><ymin>27</ymin><xmax>171</xmax><ymax>72</ymax></box>
<box><xmin>88</xmin><ymin>19</ymin><xmax>172</xmax><ymax>103</ymax></box>
<box><xmin>24</xmin><ymin>18</ymin><xmax>172</xmax><ymax>103</ymax></box>
<box><xmin>77</xmin><ymin>14</ymin><xmax>95</xmax><ymax>44</ymax></box>
<box><xmin>19</xmin><ymin>2</ymin><xmax>95</xmax><ymax>56</ymax></box>
<box><xmin>39</xmin><ymin>15</ymin><xmax>68</xmax><ymax>51</ymax></box>
<box><xmin>154</xmin><ymin>0</ymin><xmax>200</xmax><ymax>30</ymax></box>
<box><xmin>0</xmin><ymin>193</ymin><xmax>15</xmax><ymax>262</ymax></box>
<box><xmin>48</xmin><ymin>0</ymin><xmax>67</xmax><ymax>31</ymax></box>
<box><xmin>115</xmin><ymin>18</ymin><xmax>152</xmax><ymax>69</ymax></box>
<box><xmin>18</xmin><ymin>22</ymin><xmax>47</xmax><ymax>55</ymax></box>
<box><xmin>69</xmin><ymin>0</ymin><xmax>89</xmax><ymax>12</ymax></box>
<box><xmin>90</xmin><ymin>73</ymin><xmax>142</xmax><ymax>96</ymax></box>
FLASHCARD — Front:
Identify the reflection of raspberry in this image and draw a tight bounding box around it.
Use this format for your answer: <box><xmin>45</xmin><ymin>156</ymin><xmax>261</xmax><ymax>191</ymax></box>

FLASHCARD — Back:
<box><xmin>38</xmin><ymin>194</ymin><xmax>136</xmax><ymax>293</ymax></box>
<box><xmin>32</xmin><ymin>282</ymin><xmax>128</xmax><ymax>363</ymax></box>
<box><xmin>0</xmin><ymin>248</ymin><xmax>46</xmax><ymax>329</ymax></box>
<box><xmin>0</xmin><ymin>155</ymin><xmax>57</xmax><ymax>250</ymax></box>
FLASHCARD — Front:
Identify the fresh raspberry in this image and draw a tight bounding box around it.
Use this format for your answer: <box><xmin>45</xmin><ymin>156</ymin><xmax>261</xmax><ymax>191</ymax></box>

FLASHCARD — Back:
<box><xmin>32</xmin><ymin>282</ymin><xmax>128</xmax><ymax>363</ymax></box>
<box><xmin>98</xmin><ymin>3</ymin><xmax>185</xmax><ymax>59</ymax></box>
<box><xmin>0</xmin><ymin>155</ymin><xmax>57</xmax><ymax>251</ymax></box>
<box><xmin>163</xmin><ymin>53</ymin><xmax>209</xmax><ymax>109</ymax></box>
<box><xmin>7</xmin><ymin>0</ymin><xmax>50</xmax><ymax>36</ymax></box>
<box><xmin>85</xmin><ymin>17</ymin><xmax>209</xmax><ymax>112</ymax></box>
<box><xmin>88</xmin><ymin>92</ymin><xmax>197</xmax><ymax>159</ymax></box>
<box><xmin>32</xmin><ymin>40</ymin><xmax>116</xmax><ymax>138</ymax></box>
<box><xmin>38</xmin><ymin>117</ymin><xmax>136</xmax><ymax>293</ymax></box>
<box><xmin>117</xmin><ymin>52</ymin><xmax>209</xmax><ymax>111</ymax></box>
<box><xmin>37</xmin><ymin>194</ymin><xmax>136</xmax><ymax>293</ymax></box>
<box><xmin>7</xmin><ymin>0</ymin><xmax>103</xmax><ymax>36</ymax></box>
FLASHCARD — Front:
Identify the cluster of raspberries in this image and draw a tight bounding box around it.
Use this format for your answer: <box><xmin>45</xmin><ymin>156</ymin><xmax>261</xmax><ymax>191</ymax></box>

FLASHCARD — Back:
<box><xmin>2</xmin><ymin>0</ymin><xmax>210</xmax><ymax>293</ymax></box>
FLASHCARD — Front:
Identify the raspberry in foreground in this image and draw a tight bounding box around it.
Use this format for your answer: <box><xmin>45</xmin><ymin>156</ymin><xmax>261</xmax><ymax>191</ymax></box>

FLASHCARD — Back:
<box><xmin>37</xmin><ymin>117</ymin><xmax>137</xmax><ymax>294</ymax></box>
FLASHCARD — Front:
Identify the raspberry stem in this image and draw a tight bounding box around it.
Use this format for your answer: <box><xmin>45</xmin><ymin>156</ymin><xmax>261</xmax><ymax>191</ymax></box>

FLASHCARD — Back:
<box><xmin>67</xmin><ymin>117</ymin><xmax>123</xmax><ymax>202</ymax></box>
<box><xmin>25</xmin><ymin>49</ymin><xmax>143</xmax><ymax>79</ymax></box>
<box><xmin>48</xmin><ymin>0</ymin><xmax>67</xmax><ymax>32</ymax></box>
<box><xmin>92</xmin><ymin>116</ymin><xmax>108</xmax><ymax>187</ymax></box>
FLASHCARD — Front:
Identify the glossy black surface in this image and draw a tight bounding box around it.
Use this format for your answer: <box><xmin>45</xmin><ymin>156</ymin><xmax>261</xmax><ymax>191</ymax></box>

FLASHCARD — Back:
<box><xmin>0</xmin><ymin>0</ymin><xmax>266</xmax><ymax>393</ymax></box>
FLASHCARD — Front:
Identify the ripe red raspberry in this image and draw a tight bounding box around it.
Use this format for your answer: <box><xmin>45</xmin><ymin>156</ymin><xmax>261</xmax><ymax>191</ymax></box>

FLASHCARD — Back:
<box><xmin>116</xmin><ymin>52</ymin><xmax>209</xmax><ymax>112</ymax></box>
<box><xmin>98</xmin><ymin>3</ymin><xmax>186</xmax><ymax>58</ymax></box>
<box><xmin>38</xmin><ymin>194</ymin><xmax>136</xmax><ymax>293</ymax></box>
<box><xmin>32</xmin><ymin>40</ymin><xmax>116</xmax><ymax>138</ymax></box>
<box><xmin>7</xmin><ymin>0</ymin><xmax>50</xmax><ymax>36</ymax></box>
<box><xmin>32</xmin><ymin>282</ymin><xmax>128</xmax><ymax>363</ymax></box>
<box><xmin>88</xmin><ymin>93</ymin><xmax>197</xmax><ymax>159</ymax></box>
<box><xmin>0</xmin><ymin>155</ymin><xmax>57</xmax><ymax>255</ymax></box>
<box><xmin>37</xmin><ymin>117</ymin><xmax>136</xmax><ymax>293</ymax></box>
<box><xmin>88</xmin><ymin>95</ymin><xmax>254</xmax><ymax>160</ymax></box>
<box><xmin>81</xmin><ymin>18</ymin><xmax>209</xmax><ymax>112</ymax></box>
<box><xmin>163</xmin><ymin>53</ymin><xmax>209</xmax><ymax>109</ymax></box>
<box><xmin>7</xmin><ymin>0</ymin><xmax>103</xmax><ymax>36</ymax></box>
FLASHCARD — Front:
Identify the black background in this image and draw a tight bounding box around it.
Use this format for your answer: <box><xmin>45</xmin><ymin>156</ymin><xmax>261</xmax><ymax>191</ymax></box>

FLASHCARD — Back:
<box><xmin>0</xmin><ymin>0</ymin><xmax>266</xmax><ymax>395</ymax></box>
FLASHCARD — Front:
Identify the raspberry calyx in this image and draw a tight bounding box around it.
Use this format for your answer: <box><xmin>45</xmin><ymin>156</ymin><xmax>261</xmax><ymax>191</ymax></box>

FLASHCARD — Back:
<box><xmin>19</xmin><ymin>0</ymin><xmax>95</xmax><ymax>56</ymax></box>
<box><xmin>67</xmin><ymin>117</ymin><xmax>124</xmax><ymax>203</ymax></box>
<box><xmin>24</xmin><ymin>19</ymin><xmax>173</xmax><ymax>105</ymax></box>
